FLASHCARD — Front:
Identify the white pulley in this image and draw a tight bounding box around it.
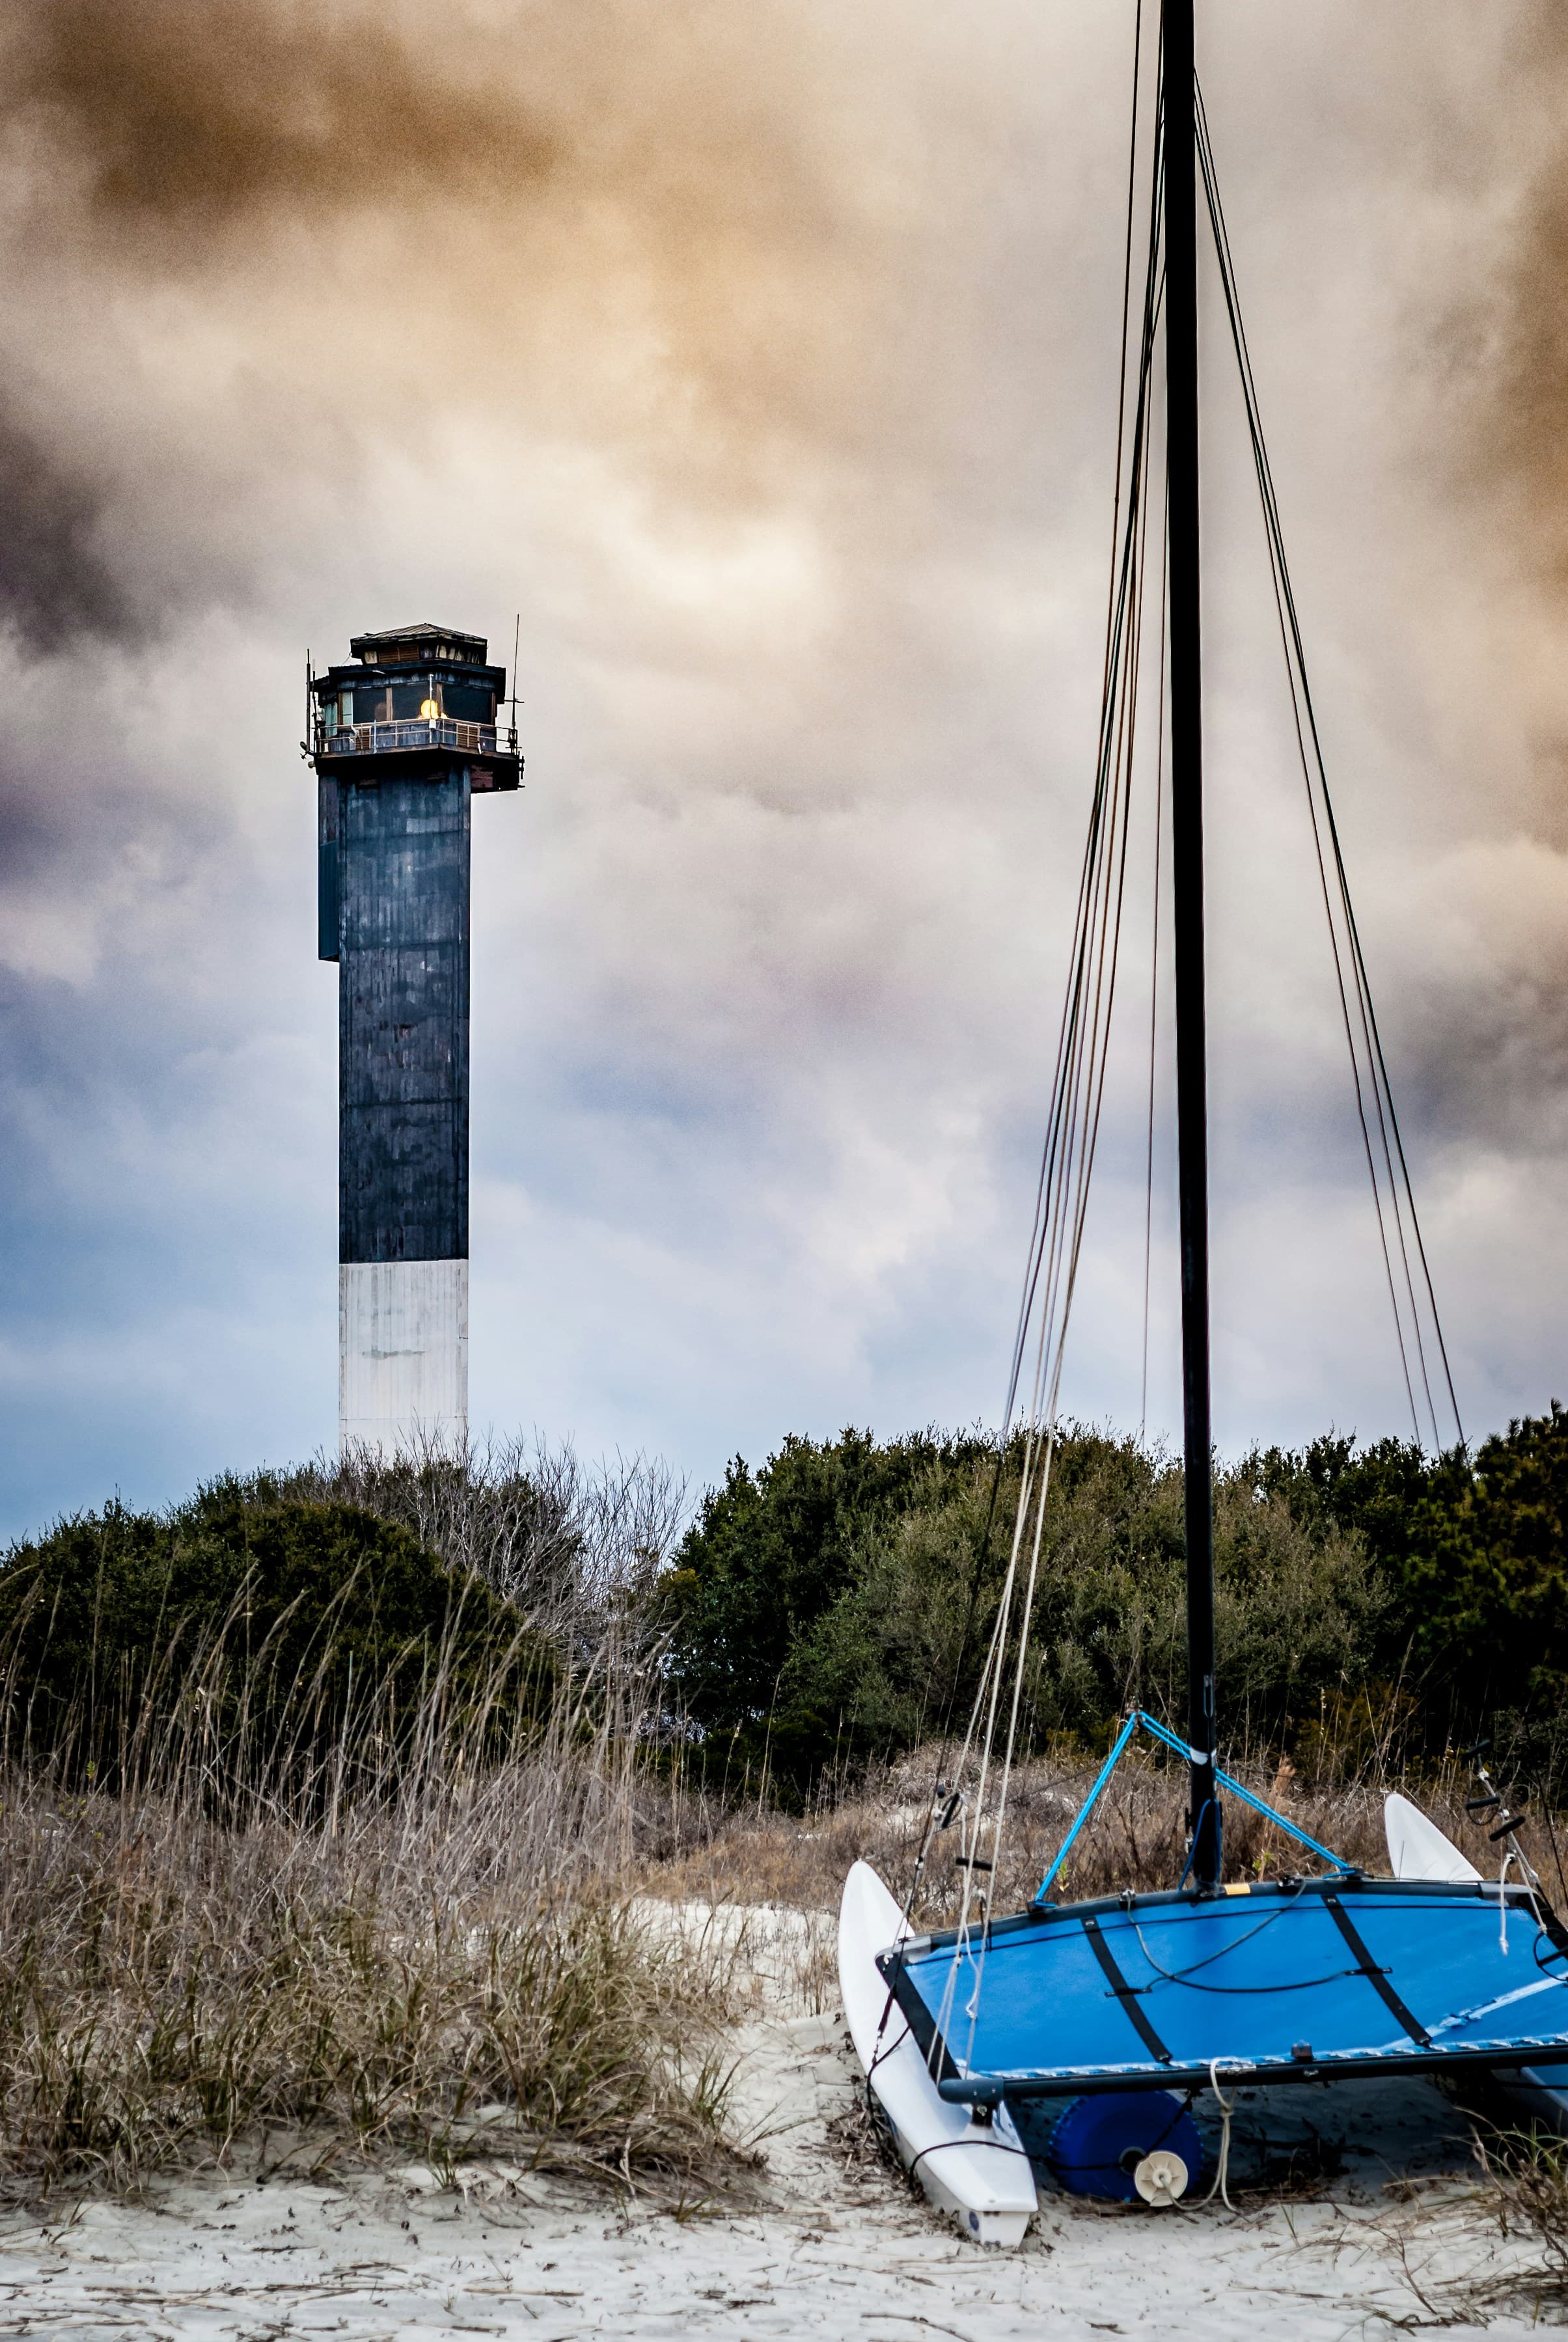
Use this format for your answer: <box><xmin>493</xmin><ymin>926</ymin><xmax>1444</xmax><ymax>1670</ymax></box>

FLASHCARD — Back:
<box><xmin>1133</xmin><ymin>2149</ymin><xmax>1190</xmax><ymax>2207</ymax></box>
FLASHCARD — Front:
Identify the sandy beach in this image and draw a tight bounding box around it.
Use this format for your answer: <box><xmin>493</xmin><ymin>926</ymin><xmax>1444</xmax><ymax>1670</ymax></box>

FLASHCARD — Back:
<box><xmin>0</xmin><ymin>1901</ymin><xmax>1550</xmax><ymax>2341</ymax></box>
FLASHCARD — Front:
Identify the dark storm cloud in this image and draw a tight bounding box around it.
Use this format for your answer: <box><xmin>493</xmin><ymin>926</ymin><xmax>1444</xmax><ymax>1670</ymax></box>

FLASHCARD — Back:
<box><xmin>1</xmin><ymin>0</ymin><xmax>557</xmax><ymax>231</ymax></box>
<box><xmin>0</xmin><ymin>0</ymin><xmax>946</xmax><ymax>653</ymax></box>
<box><xmin>0</xmin><ymin>0</ymin><xmax>892</xmax><ymax>416</ymax></box>
<box><xmin>0</xmin><ymin>0</ymin><xmax>549</xmax><ymax>646</ymax></box>
<box><xmin>1465</xmin><ymin>7</ymin><xmax>1568</xmax><ymax>579</ymax></box>
<box><xmin>0</xmin><ymin>395</ymin><xmax>136</xmax><ymax>652</ymax></box>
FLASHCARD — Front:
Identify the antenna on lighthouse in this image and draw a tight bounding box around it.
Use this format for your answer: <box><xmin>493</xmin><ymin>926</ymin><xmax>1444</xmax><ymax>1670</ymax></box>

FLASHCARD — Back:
<box><xmin>506</xmin><ymin>612</ymin><xmax>523</xmax><ymax>760</ymax></box>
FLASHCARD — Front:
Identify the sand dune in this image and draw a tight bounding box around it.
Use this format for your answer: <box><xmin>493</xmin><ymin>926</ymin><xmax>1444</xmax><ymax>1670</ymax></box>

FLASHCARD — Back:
<box><xmin>0</xmin><ymin>1902</ymin><xmax>1544</xmax><ymax>2339</ymax></box>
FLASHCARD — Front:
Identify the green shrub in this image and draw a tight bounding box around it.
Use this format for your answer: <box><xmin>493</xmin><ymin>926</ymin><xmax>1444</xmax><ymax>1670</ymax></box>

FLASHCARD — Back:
<box><xmin>0</xmin><ymin>1474</ymin><xmax>555</xmax><ymax>1786</ymax></box>
<box><xmin>664</xmin><ymin>1426</ymin><xmax>1388</xmax><ymax>1795</ymax></box>
<box><xmin>663</xmin><ymin>1429</ymin><xmax>998</xmax><ymax>1757</ymax></box>
<box><xmin>1397</xmin><ymin>1403</ymin><xmax>1568</xmax><ymax>1707</ymax></box>
<box><xmin>1254</xmin><ymin>1412</ymin><xmax>1568</xmax><ymax>1782</ymax></box>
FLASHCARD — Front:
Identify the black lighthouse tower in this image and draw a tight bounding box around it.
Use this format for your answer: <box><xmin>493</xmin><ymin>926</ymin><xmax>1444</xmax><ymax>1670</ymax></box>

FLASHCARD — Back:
<box><xmin>310</xmin><ymin>623</ymin><xmax>519</xmax><ymax>1453</ymax></box>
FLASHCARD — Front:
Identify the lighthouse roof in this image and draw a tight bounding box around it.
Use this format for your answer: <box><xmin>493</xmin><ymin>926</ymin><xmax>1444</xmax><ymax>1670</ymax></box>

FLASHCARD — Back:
<box><xmin>349</xmin><ymin>622</ymin><xmax>489</xmax><ymax>668</ymax></box>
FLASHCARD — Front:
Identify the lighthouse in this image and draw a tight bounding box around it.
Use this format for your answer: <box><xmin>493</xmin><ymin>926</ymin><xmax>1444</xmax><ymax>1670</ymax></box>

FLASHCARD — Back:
<box><xmin>310</xmin><ymin>623</ymin><xmax>520</xmax><ymax>1454</ymax></box>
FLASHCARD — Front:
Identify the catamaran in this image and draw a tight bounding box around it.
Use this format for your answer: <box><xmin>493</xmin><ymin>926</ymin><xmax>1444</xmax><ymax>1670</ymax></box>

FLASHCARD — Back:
<box><xmin>838</xmin><ymin>0</ymin><xmax>1568</xmax><ymax>2238</ymax></box>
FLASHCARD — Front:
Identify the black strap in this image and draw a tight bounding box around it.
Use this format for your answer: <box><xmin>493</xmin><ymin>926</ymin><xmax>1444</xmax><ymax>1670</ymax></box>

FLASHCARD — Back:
<box><xmin>1323</xmin><ymin>1894</ymin><xmax>1431</xmax><ymax>2047</ymax></box>
<box><xmin>1534</xmin><ymin>1896</ymin><xmax>1568</xmax><ymax>1969</ymax></box>
<box><xmin>1082</xmin><ymin>1916</ymin><xmax>1172</xmax><ymax>2065</ymax></box>
<box><xmin>875</xmin><ymin>1949</ymin><xmax>961</xmax><ymax>2084</ymax></box>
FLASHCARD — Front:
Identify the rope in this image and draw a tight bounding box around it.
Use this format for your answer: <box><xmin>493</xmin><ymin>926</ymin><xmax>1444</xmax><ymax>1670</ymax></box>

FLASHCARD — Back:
<box><xmin>1131</xmin><ymin>1905</ymin><xmax>1287</xmax><ymax>1979</ymax></box>
<box><xmin>1132</xmin><ymin>1918</ymin><xmax>1362</xmax><ymax>1995</ymax></box>
<box><xmin>1200</xmin><ymin>2058</ymin><xmax>1240</xmax><ymax>2210</ymax></box>
<box><xmin>931</xmin><ymin>10</ymin><xmax>1169</xmax><ymax>2074</ymax></box>
<box><xmin>907</xmin><ymin>2133</ymin><xmax>1032</xmax><ymax>2177</ymax></box>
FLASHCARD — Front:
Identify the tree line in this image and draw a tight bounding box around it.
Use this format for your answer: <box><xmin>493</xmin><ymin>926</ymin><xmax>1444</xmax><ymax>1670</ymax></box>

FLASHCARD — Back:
<box><xmin>663</xmin><ymin>1406</ymin><xmax>1568</xmax><ymax>1798</ymax></box>
<box><xmin>4</xmin><ymin>1407</ymin><xmax>1565</xmax><ymax>1804</ymax></box>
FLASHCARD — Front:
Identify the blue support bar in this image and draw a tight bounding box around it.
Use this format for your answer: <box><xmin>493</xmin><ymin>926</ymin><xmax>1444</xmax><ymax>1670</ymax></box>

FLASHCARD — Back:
<box><xmin>1207</xmin><ymin>1767</ymin><xmax>1347</xmax><ymax>1868</ymax></box>
<box><xmin>1032</xmin><ymin>1709</ymin><xmax>1349</xmax><ymax>1902</ymax></box>
<box><xmin>1034</xmin><ymin>1712</ymin><xmax>1141</xmax><ymax>1901</ymax></box>
<box><xmin>1133</xmin><ymin>1709</ymin><xmax>1209</xmax><ymax>1765</ymax></box>
<box><xmin>1134</xmin><ymin>1711</ymin><xmax>1347</xmax><ymax>1869</ymax></box>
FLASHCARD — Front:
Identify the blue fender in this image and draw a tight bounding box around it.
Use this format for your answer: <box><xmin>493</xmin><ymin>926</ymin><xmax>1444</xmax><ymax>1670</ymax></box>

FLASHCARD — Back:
<box><xmin>1046</xmin><ymin>2091</ymin><xmax>1204</xmax><ymax>2201</ymax></box>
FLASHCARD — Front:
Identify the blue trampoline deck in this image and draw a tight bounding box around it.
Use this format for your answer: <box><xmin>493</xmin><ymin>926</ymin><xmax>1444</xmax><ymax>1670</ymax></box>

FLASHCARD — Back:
<box><xmin>880</xmin><ymin>1876</ymin><xmax>1568</xmax><ymax>2102</ymax></box>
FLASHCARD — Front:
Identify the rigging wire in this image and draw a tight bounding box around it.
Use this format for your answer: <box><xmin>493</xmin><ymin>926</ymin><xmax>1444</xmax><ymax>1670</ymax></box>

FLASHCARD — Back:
<box><xmin>1194</xmin><ymin>81</ymin><xmax>1464</xmax><ymax>1453</ymax></box>
<box><xmin>903</xmin><ymin>34</ymin><xmax>1465</xmax><ymax>2065</ymax></box>
<box><xmin>929</xmin><ymin>19</ymin><xmax>1170</xmax><ymax>2073</ymax></box>
<box><xmin>875</xmin><ymin>14</ymin><xmax>1161</xmax><ymax>2044</ymax></box>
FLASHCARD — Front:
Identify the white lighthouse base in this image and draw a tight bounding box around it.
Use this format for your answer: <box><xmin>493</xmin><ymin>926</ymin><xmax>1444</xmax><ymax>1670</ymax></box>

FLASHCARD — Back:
<box><xmin>339</xmin><ymin>1260</ymin><xmax>468</xmax><ymax>1457</ymax></box>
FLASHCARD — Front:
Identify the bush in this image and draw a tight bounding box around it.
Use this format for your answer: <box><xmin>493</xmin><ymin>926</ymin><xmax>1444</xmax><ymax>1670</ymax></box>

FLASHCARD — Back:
<box><xmin>664</xmin><ymin>1426</ymin><xmax>1388</xmax><ymax>1795</ymax></box>
<box><xmin>1254</xmin><ymin>1412</ymin><xmax>1568</xmax><ymax>1784</ymax></box>
<box><xmin>0</xmin><ymin>1475</ymin><xmax>555</xmax><ymax>1787</ymax></box>
<box><xmin>663</xmin><ymin>1428</ymin><xmax>998</xmax><ymax>1765</ymax></box>
<box><xmin>1396</xmin><ymin>1403</ymin><xmax>1568</xmax><ymax>1700</ymax></box>
<box><xmin>665</xmin><ymin>1405</ymin><xmax>1568</xmax><ymax>1800</ymax></box>
<box><xmin>282</xmin><ymin>1434</ymin><xmax>687</xmax><ymax>1667</ymax></box>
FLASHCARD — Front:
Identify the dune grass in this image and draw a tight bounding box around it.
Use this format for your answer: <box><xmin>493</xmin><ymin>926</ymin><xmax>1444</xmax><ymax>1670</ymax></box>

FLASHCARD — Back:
<box><xmin>0</xmin><ymin>1491</ymin><xmax>740</xmax><ymax>2206</ymax></box>
<box><xmin>0</xmin><ymin>1716</ymin><xmax>742</xmax><ymax>2201</ymax></box>
<box><xmin>643</xmin><ymin>1735</ymin><xmax>1564</xmax><ymax>1918</ymax></box>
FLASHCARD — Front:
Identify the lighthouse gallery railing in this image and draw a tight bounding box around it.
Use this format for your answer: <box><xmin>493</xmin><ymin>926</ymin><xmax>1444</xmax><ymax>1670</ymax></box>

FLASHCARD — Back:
<box><xmin>315</xmin><ymin>719</ymin><xmax>502</xmax><ymax>758</ymax></box>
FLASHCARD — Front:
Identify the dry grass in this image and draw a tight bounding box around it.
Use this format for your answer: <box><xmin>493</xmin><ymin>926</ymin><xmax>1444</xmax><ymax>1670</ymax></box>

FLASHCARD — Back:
<box><xmin>0</xmin><ymin>1759</ymin><xmax>742</xmax><ymax>2201</ymax></box>
<box><xmin>644</xmin><ymin>1742</ymin><xmax>1556</xmax><ymax>1926</ymax></box>
<box><xmin>1471</xmin><ymin>2128</ymin><xmax>1568</xmax><ymax>2321</ymax></box>
<box><xmin>0</xmin><ymin>1690</ymin><xmax>743</xmax><ymax>2204</ymax></box>
<box><xmin>1381</xmin><ymin>2127</ymin><xmax>1568</xmax><ymax>2326</ymax></box>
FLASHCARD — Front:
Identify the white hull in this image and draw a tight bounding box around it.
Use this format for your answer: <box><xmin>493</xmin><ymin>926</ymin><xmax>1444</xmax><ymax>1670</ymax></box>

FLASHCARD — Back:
<box><xmin>838</xmin><ymin>1860</ymin><xmax>1037</xmax><ymax>2247</ymax></box>
<box><xmin>1384</xmin><ymin>1792</ymin><xmax>1481</xmax><ymax>1886</ymax></box>
<box><xmin>1384</xmin><ymin>1792</ymin><xmax>1568</xmax><ymax>2131</ymax></box>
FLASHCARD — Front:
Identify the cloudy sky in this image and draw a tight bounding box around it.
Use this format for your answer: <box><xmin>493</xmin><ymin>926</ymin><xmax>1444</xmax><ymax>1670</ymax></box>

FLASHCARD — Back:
<box><xmin>1</xmin><ymin>0</ymin><xmax>1565</xmax><ymax>1539</ymax></box>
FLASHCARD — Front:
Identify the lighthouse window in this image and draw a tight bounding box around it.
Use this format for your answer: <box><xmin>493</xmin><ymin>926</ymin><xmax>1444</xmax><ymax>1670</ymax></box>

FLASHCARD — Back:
<box><xmin>443</xmin><ymin>682</ymin><xmax>494</xmax><ymax>723</ymax></box>
<box><xmin>390</xmin><ymin>683</ymin><xmax>428</xmax><ymax>720</ymax></box>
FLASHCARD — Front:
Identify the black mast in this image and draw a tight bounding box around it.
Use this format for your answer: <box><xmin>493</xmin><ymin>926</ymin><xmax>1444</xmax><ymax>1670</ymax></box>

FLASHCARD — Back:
<box><xmin>1163</xmin><ymin>0</ymin><xmax>1220</xmax><ymax>1887</ymax></box>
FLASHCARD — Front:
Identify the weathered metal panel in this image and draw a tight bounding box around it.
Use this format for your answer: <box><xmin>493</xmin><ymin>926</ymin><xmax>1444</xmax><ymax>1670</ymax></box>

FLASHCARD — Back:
<box><xmin>339</xmin><ymin>1258</ymin><xmax>467</xmax><ymax>1452</ymax></box>
<box><xmin>317</xmin><ymin>774</ymin><xmax>340</xmax><ymax>961</ymax></box>
<box><xmin>338</xmin><ymin>770</ymin><xmax>471</xmax><ymax>1264</ymax></box>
